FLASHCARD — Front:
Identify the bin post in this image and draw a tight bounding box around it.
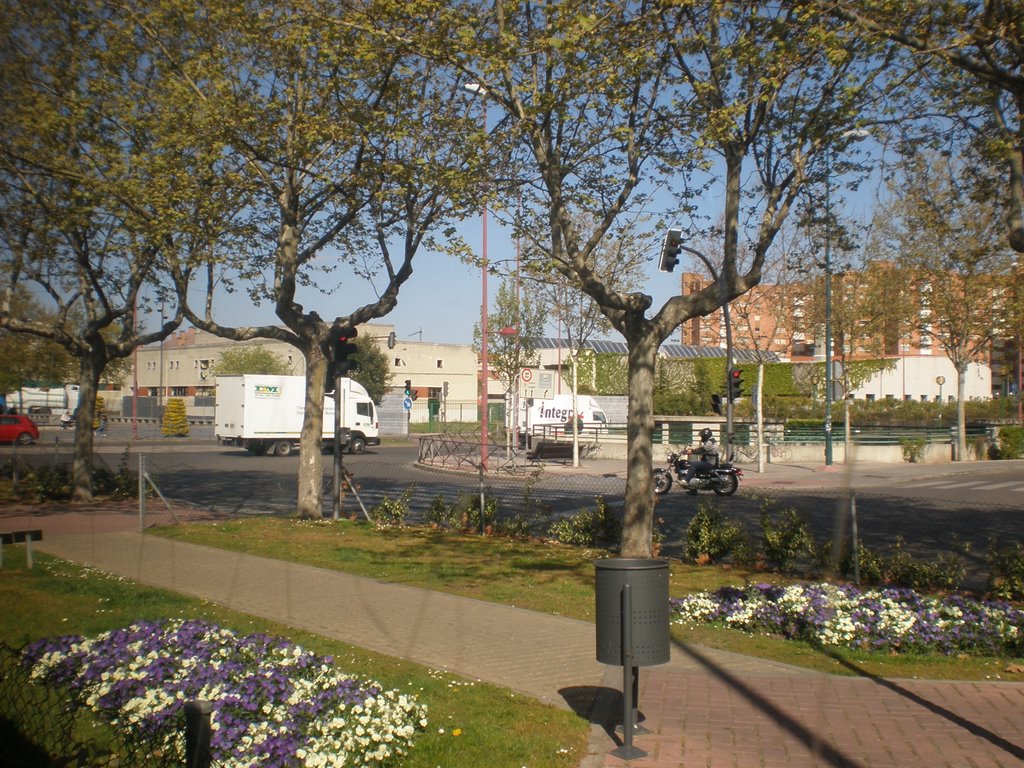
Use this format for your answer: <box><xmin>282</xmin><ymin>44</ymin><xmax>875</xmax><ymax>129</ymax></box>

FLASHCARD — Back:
<box><xmin>616</xmin><ymin>584</ymin><xmax>646</xmax><ymax>759</ymax></box>
<box><xmin>184</xmin><ymin>700</ymin><xmax>213</xmax><ymax>768</ymax></box>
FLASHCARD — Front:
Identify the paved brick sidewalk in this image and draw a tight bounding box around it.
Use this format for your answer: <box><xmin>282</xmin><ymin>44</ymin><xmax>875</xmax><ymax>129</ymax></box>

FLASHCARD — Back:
<box><xmin>24</xmin><ymin>525</ymin><xmax>1024</xmax><ymax>768</ymax></box>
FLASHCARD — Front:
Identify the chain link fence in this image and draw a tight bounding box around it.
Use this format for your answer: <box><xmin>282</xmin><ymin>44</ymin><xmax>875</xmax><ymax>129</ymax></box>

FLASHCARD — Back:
<box><xmin>0</xmin><ymin>642</ymin><xmax>222</xmax><ymax>768</ymax></box>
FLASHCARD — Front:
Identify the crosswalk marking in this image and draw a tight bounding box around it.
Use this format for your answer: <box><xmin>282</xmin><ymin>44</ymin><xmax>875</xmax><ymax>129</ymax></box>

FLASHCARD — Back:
<box><xmin>913</xmin><ymin>480</ymin><xmax>984</xmax><ymax>489</ymax></box>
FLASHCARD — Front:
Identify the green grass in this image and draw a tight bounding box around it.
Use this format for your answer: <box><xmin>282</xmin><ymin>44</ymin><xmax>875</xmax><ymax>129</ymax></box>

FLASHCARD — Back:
<box><xmin>152</xmin><ymin>517</ymin><xmax>1024</xmax><ymax>682</ymax></box>
<box><xmin>0</xmin><ymin>553</ymin><xmax>587</xmax><ymax>768</ymax></box>
<box><xmin>4</xmin><ymin>513</ymin><xmax>1022</xmax><ymax>766</ymax></box>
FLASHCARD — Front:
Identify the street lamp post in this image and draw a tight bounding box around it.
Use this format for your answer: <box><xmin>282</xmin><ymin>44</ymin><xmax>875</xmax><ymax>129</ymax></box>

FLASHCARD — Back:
<box><xmin>823</xmin><ymin>129</ymin><xmax>869</xmax><ymax>466</ymax></box>
<box><xmin>464</xmin><ymin>83</ymin><xmax>490</xmax><ymax>471</ymax></box>
<box><xmin>824</xmin><ymin>183</ymin><xmax>834</xmax><ymax>466</ymax></box>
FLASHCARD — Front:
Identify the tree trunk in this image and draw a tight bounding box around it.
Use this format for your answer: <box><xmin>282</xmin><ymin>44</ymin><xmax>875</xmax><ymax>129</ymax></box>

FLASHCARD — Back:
<box><xmin>956</xmin><ymin>365</ymin><xmax>968</xmax><ymax>461</ymax></box>
<box><xmin>296</xmin><ymin>354</ymin><xmax>328</xmax><ymax>518</ymax></box>
<box><xmin>620</xmin><ymin>333</ymin><xmax>657</xmax><ymax>557</ymax></box>
<box><xmin>71</xmin><ymin>354</ymin><xmax>103</xmax><ymax>502</ymax></box>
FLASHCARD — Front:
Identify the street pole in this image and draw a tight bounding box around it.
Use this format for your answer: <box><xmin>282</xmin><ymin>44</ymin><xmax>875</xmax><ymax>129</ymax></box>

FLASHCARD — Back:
<box><xmin>464</xmin><ymin>83</ymin><xmax>490</xmax><ymax>472</ymax></box>
<box><xmin>824</xmin><ymin>155</ymin><xmax>834</xmax><ymax>466</ymax></box>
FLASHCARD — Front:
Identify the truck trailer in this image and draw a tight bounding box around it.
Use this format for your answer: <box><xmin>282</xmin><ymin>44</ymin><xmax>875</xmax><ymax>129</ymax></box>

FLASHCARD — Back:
<box><xmin>214</xmin><ymin>375</ymin><xmax>380</xmax><ymax>456</ymax></box>
<box><xmin>521</xmin><ymin>394</ymin><xmax>607</xmax><ymax>434</ymax></box>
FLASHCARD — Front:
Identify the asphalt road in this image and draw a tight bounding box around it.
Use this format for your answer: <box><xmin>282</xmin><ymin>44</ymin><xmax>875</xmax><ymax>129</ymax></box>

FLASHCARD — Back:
<box><xmin>9</xmin><ymin>424</ymin><xmax>1024</xmax><ymax>588</ymax></box>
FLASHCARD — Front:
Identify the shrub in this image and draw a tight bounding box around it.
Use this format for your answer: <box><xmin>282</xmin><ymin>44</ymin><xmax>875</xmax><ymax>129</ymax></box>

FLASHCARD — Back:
<box><xmin>457</xmin><ymin>492</ymin><xmax>498</xmax><ymax>533</ymax></box>
<box><xmin>759</xmin><ymin>500</ymin><xmax>814</xmax><ymax>573</ymax></box>
<box><xmin>368</xmin><ymin>488</ymin><xmax>413</xmax><ymax>527</ymax></box>
<box><xmin>424</xmin><ymin>494</ymin><xmax>452</xmax><ymax>528</ymax></box>
<box><xmin>548</xmin><ymin>496</ymin><xmax>621</xmax><ymax>548</ymax></box>
<box><xmin>25</xmin><ymin>465</ymin><xmax>72</xmax><ymax>501</ymax></box>
<box><xmin>684</xmin><ymin>502</ymin><xmax>751</xmax><ymax>565</ymax></box>
<box><xmin>493</xmin><ymin>514</ymin><xmax>532</xmax><ymax>539</ymax></box>
<box><xmin>899</xmin><ymin>437</ymin><xmax>927</xmax><ymax>463</ymax></box>
<box><xmin>814</xmin><ymin>537</ymin><xmax>965</xmax><ymax>592</ymax></box>
<box><xmin>987</xmin><ymin>541</ymin><xmax>1024</xmax><ymax>601</ymax></box>
<box><xmin>996</xmin><ymin>426</ymin><xmax>1024</xmax><ymax>460</ymax></box>
<box><xmin>92</xmin><ymin>449</ymin><xmax>139</xmax><ymax>499</ymax></box>
<box><xmin>161</xmin><ymin>398</ymin><xmax>189</xmax><ymax>437</ymax></box>
<box><xmin>878</xmin><ymin>537</ymin><xmax>965</xmax><ymax>591</ymax></box>
<box><xmin>816</xmin><ymin>539</ymin><xmax>885</xmax><ymax>584</ymax></box>
<box><xmin>967</xmin><ymin>434</ymin><xmax>992</xmax><ymax>460</ymax></box>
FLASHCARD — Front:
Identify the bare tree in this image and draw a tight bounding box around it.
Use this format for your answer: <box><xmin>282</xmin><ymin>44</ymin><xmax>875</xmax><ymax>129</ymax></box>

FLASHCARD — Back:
<box><xmin>440</xmin><ymin>0</ymin><xmax>897</xmax><ymax>555</ymax></box>
<box><xmin>825</xmin><ymin>0</ymin><xmax>1024</xmax><ymax>253</ymax></box>
<box><xmin>533</xmin><ymin>219</ymin><xmax>647</xmax><ymax>466</ymax></box>
<box><xmin>0</xmin><ymin>1</ymin><xmax>231</xmax><ymax>499</ymax></box>
<box><xmin>151</xmin><ymin>2</ymin><xmax>490</xmax><ymax>517</ymax></box>
<box><xmin>867</xmin><ymin>152</ymin><xmax>1016</xmax><ymax>458</ymax></box>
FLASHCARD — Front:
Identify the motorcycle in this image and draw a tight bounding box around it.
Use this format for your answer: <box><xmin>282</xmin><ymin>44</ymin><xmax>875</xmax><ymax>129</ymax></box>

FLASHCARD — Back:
<box><xmin>653</xmin><ymin>450</ymin><xmax>742</xmax><ymax>497</ymax></box>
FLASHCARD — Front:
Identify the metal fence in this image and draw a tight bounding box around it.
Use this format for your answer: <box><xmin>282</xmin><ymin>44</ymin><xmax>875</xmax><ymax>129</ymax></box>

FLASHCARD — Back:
<box><xmin>0</xmin><ymin>643</ymin><xmax>220</xmax><ymax>768</ymax></box>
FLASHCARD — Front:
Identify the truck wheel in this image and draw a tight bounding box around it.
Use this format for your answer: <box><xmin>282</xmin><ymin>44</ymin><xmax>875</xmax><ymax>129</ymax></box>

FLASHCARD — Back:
<box><xmin>348</xmin><ymin>435</ymin><xmax>366</xmax><ymax>454</ymax></box>
<box><xmin>273</xmin><ymin>440</ymin><xmax>293</xmax><ymax>457</ymax></box>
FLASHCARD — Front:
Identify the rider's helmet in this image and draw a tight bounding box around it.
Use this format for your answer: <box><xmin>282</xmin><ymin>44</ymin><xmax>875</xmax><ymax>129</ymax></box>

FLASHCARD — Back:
<box><xmin>699</xmin><ymin>427</ymin><xmax>714</xmax><ymax>443</ymax></box>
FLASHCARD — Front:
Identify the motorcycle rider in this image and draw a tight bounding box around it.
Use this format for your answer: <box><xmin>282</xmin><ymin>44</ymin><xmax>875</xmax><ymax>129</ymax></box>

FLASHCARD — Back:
<box><xmin>684</xmin><ymin>427</ymin><xmax>719</xmax><ymax>490</ymax></box>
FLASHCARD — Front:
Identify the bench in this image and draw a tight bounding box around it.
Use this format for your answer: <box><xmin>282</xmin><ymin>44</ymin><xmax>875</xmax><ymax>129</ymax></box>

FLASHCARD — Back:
<box><xmin>526</xmin><ymin>441</ymin><xmax>574</xmax><ymax>465</ymax></box>
<box><xmin>1</xmin><ymin>529</ymin><xmax>43</xmax><ymax>568</ymax></box>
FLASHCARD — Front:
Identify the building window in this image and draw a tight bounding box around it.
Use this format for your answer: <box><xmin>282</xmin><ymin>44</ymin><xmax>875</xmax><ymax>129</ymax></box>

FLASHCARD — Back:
<box><xmin>436</xmin><ymin>359</ymin><xmax>443</xmax><ymax>369</ymax></box>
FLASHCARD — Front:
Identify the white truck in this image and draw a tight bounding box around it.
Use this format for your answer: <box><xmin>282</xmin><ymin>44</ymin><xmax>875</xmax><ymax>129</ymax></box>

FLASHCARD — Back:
<box><xmin>214</xmin><ymin>375</ymin><xmax>380</xmax><ymax>457</ymax></box>
<box><xmin>522</xmin><ymin>394</ymin><xmax>607</xmax><ymax>435</ymax></box>
<box><xmin>4</xmin><ymin>384</ymin><xmax>80</xmax><ymax>414</ymax></box>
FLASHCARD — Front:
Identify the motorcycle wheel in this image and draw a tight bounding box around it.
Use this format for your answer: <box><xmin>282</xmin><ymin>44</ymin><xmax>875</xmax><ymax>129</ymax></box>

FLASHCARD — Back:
<box><xmin>712</xmin><ymin>473</ymin><xmax>739</xmax><ymax>496</ymax></box>
<box><xmin>653</xmin><ymin>470</ymin><xmax>673</xmax><ymax>495</ymax></box>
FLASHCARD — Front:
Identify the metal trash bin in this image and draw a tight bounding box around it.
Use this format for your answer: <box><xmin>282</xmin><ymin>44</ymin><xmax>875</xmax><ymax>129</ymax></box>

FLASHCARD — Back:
<box><xmin>595</xmin><ymin>558</ymin><xmax>669</xmax><ymax>667</ymax></box>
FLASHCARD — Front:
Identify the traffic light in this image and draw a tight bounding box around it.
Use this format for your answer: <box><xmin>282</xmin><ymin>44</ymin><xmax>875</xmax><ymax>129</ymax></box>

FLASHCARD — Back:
<box><xmin>442</xmin><ymin>381</ymin><xmax>449</xmax><ymax>399</ymax></box>
<box><xmin>334</xmin><ymin>336</ymin><xmax>359</xmax><ymax>375</ymax></box>
<box><xmin>404</xmin><ymin>379</ymin><xmax>412</xmax><ymax>397</ymax></box>
<box><xmin>387</xmin><ymin>331</ymin><xmax>396</xmax><ymax>349</ymax></box>
<box><xmin>711</xmin><ymin>393</ymin><xmax>723</xmax><ymax>415</ymax></box>
<box><xmin>727</xmin><ymin>367</ymin><xmax>744</xmax><ymax>402</ymax></box>
<box><xmin>658</xmin><ymin>228</ymin><xmax>683</xmax><ymax>273</ymax></box>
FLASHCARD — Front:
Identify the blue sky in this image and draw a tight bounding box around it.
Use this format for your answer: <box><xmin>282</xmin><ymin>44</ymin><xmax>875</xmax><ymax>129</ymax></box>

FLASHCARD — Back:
<box><xmin>171</xmin><ymin>142</ymin><xmax>884</xmax><ymax>349</ymax></box>
<box><xmin>176</xmin><ymin>211</ymin><xmax>686</xmax><ymax>348</ymax></box>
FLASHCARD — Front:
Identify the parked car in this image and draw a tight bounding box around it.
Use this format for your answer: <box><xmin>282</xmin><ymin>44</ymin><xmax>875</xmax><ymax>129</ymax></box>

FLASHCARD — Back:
<box><xmin>0</xmin><ymin>414</ymin><xmax>40</xmax><ymax>444</ymax></box>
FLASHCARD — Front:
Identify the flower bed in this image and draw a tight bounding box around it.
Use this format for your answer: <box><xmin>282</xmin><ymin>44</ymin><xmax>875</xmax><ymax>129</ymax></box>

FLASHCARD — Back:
<box><xmin>671</xmin><ymin>583</ymin><xmax>1024</xmax><ymax>656</ymax></box>
<box><xmin>21</xmin><ymin>619</ymin><xmax>428</xmax><ymax>767</ymax></box>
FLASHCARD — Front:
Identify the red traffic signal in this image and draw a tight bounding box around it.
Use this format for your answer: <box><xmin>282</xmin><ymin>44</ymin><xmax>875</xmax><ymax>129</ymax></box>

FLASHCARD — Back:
<box><xmin>331</xmin><ymin>336</ymin><xmax>359</xmax><ymax>378</ymax></box>
<box><xmin>727</xmin><ymin>367</ymin><xmax>743</xmax><ymax>401</ymax></box>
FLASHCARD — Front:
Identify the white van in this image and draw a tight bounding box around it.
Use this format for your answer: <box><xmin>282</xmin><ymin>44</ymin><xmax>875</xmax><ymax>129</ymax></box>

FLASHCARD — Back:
<box><xmin>522</xmin><ymin>394</ymin><xmax>607</xmax><ymax>434</ymax></box>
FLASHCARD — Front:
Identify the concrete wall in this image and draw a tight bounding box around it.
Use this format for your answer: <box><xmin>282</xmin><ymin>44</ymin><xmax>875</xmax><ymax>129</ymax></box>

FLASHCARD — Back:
<box><xmin>848</xmin><ymin>357</ymin><xmax>990</xmax><ymax>402</ymax></box>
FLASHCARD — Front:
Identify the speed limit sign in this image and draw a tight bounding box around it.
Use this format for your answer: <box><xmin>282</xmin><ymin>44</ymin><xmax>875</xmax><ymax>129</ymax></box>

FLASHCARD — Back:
<box><xmin>521</xmin><ymin>368</ymin><xmax>533</xmax><ymax>382</ymax></box>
